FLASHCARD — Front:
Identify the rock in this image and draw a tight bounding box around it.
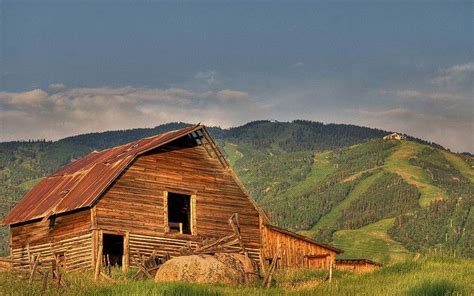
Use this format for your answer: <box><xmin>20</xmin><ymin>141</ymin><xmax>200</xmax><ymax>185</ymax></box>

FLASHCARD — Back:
<box><xmin>154</xmin><ymin>253</ymin><xmax>259</xmax><ymax>285</ymax></box>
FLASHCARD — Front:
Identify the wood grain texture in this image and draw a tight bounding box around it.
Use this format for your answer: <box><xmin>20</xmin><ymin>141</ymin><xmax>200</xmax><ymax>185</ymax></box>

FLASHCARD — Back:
<box><xmin>10</xmin><ymin>210</ymin><xmax>91</xmax><ymax>248</ymax></box>
<box><xmin>261</xmin><ymin>225</ymin><xmax>337</xmax><ymax>269</ymax></box>
<box><xmin>94</xmin><ymin>143</ymin><xmax>262</xmax><ymax>262</ymax></box>
<box><xmin>11</xmin><ymin>232</ymin><xmax>92</xmax><ymax>272</ymax></box>
<box><xmin>335</xmin><ymin>261</ymin><xmax>381</xmax><ymax>273</ymax></box>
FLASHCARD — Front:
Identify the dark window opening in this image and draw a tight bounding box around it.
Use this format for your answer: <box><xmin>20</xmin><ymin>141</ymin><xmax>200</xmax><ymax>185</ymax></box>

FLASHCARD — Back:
<box><xmin>168</xmin><ymin>192</ymin><xmax>191</xmax><ymax>234</ymax></box>
<box><xmin>103</xmin><ymin>234</ymin><xmax>124</xmax><ymax>267</ymax></box>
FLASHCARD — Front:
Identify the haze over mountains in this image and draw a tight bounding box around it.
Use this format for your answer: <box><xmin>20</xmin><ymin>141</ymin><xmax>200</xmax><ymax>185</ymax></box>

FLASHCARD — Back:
<box><xmin>0</xmin><ymin>120</ymin><xmax>472</xmax><ymax>263</ymax></box>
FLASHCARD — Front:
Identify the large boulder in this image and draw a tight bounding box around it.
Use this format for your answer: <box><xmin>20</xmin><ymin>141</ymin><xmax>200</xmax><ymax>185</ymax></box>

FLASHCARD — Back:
<box><xmin>154</xmin><ymin>253</ymin><xmax>259</xmax><ymax>285</ymax></box>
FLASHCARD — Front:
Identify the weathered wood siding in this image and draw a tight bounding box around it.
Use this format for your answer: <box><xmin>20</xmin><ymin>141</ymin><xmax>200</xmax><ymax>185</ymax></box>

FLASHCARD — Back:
<box><xmin>335</xmin><ymin>261</ymin><xmax>382</xmax><ymax>273</ymax></box>
<box><xmin>10</xmin><ymin>209</ymin><xmax>92</xmax><ymax>271</ymax></box>
<box><xmin>94</xmin><ymin>143</ymin><xmax>262</xmax><ymax>263</ymax></box>
<box><xmin>261</xmin><ymin>225</ymin><xmax>337</xmax><ymax>269</ymax></box>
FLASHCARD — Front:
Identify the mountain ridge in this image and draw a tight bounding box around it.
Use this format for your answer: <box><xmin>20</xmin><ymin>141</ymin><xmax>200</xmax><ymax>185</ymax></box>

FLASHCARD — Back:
<box><xmin>0</xmin><ymin>120</ymin><xmax>472</xmax><ymax>263</ymax></box>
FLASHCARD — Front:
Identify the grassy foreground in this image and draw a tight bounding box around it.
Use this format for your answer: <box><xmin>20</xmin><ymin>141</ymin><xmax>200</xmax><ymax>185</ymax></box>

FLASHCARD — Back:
<box><xmin>0</xmin><ymin>256</ymin><xmax>472</xmax><ymax>296</ymax></box>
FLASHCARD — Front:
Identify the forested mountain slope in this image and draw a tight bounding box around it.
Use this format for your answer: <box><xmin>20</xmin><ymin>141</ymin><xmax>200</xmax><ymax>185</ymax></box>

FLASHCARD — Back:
<box><xmin>226</xmin><ymin>138</ymin><xmax>473</xmax><ymax>264</ymax></box>
<box><xmin>0</xmin><ymin>120</ymin><xmax>472</xmax><ymax>264</ymax></box>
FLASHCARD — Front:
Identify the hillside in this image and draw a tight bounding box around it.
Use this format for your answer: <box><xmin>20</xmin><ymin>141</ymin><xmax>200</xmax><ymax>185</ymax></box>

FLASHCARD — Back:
<box><xmin>0</xmin><ymin>120</ymin><xmax>472</xmax><ymax>264</ymax></box>
<box><xmin>226</xmin><ymin>137</ymin><xmax>473</xmax><ymax>264</ymax></box>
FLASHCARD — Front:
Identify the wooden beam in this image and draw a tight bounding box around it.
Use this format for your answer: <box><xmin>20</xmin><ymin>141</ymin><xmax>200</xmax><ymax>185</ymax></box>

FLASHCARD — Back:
<box><xmin>123</xmin><ymin>231</ymin><xmax>130</xmax><ymax>272</ymax></box>
<box><xmin>94</xmin><ymin>231</ymin><xmax>103</xmax><ymax>281</ymax></box>
<box><xmin>29</xmin><ymin>253</ymin><xmax>41</xmax><ymax>285</ymax></box>
<box><xmin>91</xmin><ymin>207</ymin><xmax>97</xmax><ymax>229</ymax></box>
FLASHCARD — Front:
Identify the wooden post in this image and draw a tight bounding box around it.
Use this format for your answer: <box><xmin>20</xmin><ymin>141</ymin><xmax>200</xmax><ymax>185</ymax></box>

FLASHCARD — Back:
<box><xmin>94</xmin><ymin>231</ymin><xmax>103</xmax><ymax>281</ymax></box>
<box><xmin>163</xmin><ymin>191</ymin><xmax>169</xmax><ymax>232</ymax></box>
<box><xmin>262</xmin><ymin>245</ymin><xmax>279</xmax><ymax>288</ymax></box>
<box><xmin>329</xmin><ymin>259</ymin><xmax>333</xmax><ymax>283</ymax></box>
<box><xmin>26</xmin><ymin>244</ymin><xmax>32</xmax><ymax>272</ymax></box>
<box><xmin>91</xmin><ymin>207</ymin><xmax>97</xmax><ymax>229</ymax></box>
<box><xmin>54</xmin><ymin>256</ymin><xmax>62</xmax><ymax>296</ymax></box>
<box><xmin>123</xmin><ymin>232</ymin><xmax>129</xmax><ymax>272</ymax></box>
<box><xmin>259</xmin><ymin>253</ymin><xmax>267</xmax><ymax>276</ymax></box>
<box><xmin>92</xmin><ymin>229</ymin><xmax>98</xmax><ymax>268</ymax></box>
<box><xmin>191</xmin><ymin>194</ymin><xmax>197</xmax><ymax>235</ymax></box>
<box><xmin>94</xmin><ymin>248</ymin><xmax>102</xmax><ymax>281</ymax></box>
<box><xmin>40</xmin><ymin>270</ymin><xmax>49</xmax><ymax>296</ymax></box>
<box><xmin>29</xmin><ymin>253</ymin><xmax>41</xmax><ymax>285</ymax></box>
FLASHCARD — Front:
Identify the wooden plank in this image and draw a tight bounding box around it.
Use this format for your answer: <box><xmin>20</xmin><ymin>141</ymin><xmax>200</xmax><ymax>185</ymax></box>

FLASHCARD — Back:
<box><xmin>94</xmin><ymin>231</ymin><xmax>103</xmax><ymax>281</ymax></box>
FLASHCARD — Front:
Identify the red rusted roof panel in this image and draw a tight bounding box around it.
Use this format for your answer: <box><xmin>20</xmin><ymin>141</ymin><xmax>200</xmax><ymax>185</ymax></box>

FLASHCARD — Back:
<box><xmin>2</xmin><ymin>125</ymin><xmax>203</xmax><ymax>225</ymax></box>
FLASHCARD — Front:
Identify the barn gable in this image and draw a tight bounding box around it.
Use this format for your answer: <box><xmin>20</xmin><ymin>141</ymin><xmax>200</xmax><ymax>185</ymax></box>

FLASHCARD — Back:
<box><xmin>2</xmin><ymin>125</ymin><xmax>265</xmax><ymax>226</ymax></box>
<box><xmin>93</xmin><ymin>139</ymin><xmax>263</xmax><ymax>263</ymax></box>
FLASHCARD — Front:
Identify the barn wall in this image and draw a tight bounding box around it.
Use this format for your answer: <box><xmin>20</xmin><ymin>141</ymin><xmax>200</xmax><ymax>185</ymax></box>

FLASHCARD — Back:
<box><xmin>94</xmin><ymin>143</ymin><xmax>261</xmax><ymax>262</ymax></box>
<box><xmin>10</xmin><ymin>209</ymin><xmax>92</xmax><ymax>271</ymax></box>
<box><xmin>261</xmin><ymin>225</ymin><xmax>337</xmax><ymax>269</ymax></box>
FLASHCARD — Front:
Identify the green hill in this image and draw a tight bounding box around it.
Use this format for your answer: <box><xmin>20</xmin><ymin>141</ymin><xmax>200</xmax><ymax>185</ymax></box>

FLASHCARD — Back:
<box><xmin>0</xmin><ymin>120</ymin><xmax>472</xmax><ymax>265</ymax></box>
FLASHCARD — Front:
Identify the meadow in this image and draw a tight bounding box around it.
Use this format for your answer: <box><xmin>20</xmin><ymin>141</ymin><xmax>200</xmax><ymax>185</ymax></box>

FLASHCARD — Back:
<box><xmin>0</xmin><ymin>256</ymin><xmax>472</xmax><ymax>296</ymax></box>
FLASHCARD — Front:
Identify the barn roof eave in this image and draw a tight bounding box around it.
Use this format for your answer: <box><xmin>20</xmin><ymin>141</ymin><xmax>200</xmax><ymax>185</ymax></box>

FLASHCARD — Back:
<box><xmin>2</xmin><ymin>124</ymin><xmax>204</xmax><ymax>226</ymax></box>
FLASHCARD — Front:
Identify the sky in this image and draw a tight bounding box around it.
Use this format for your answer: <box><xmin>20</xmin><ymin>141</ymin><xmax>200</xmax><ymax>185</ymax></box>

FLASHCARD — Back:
<box><xmin>0</xmin><ymin>1</ymin><xmax>472</xmax><ymax>152</ymax></box>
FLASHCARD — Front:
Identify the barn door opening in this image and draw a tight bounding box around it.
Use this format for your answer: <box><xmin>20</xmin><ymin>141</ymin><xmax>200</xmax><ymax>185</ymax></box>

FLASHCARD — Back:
<box><xmin>103</xmin><ymin>234</ymin><xmax>124</xmax><ymax>267</ymax></box>
<box><xmin>167</xmin><ymin>192</ymin><xmax>191</xmax><ymax>234</ymax></box>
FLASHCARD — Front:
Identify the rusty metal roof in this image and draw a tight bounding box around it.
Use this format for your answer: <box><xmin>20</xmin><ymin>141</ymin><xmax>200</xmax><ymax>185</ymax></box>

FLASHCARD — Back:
<box><xmin>2</xmin><ymin>124</ymin><xmax>203</xmax><ymax>225</ymax></box>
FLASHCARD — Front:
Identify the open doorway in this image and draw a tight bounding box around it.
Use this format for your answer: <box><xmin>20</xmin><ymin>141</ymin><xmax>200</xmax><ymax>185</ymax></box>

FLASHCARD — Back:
<box><xmin>167</xmin><ymin>192</ymin><xmax>191</xmax><ymax>234</ymax></box>
<box><xmin>103</xmin><ymin>234</ymin><xmax>124</xmax><ymax>267</ymax></box>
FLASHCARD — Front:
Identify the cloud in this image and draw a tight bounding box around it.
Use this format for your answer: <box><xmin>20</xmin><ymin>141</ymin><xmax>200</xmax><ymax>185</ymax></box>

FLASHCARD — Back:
<box><xmin>353</xmin><ymin>105</ymin><xmax>472</xmax><ymax>151</ymax></box>
<box><xmin>357</xmin><ymin>108</ymin><xmax>415</xmax><ymax>119</ymax></box>
<box><xmin>48</xmin><ymin>83</ymin><xmax>66</xmax><ymax>90</ymax></box>
<box><xmin>398</xmin><ymin>90</ymin><xmax>465</xmax><ymax>102</ymax></box>
<box><xmin>0</xmin><ymin>86</ymin><xmax>263</xmax><ymax>142</ymax></box>
<box><xmin>0</xmin><ymin>89</ymin><xmax>49</xmax><ymax>106</ymax></box>
<box><xmin>430</xmin><ymin>62</ymin><xmax>474</xmax><ymax>87</ymax></box>
<box><xmin>291</xmin><ymin>62</ymin><xmax>304</xmax><ymax>68</ymax></box>
<box><xmin>216</xmin><ymin>90</ymin><xmax>250</xmax><ymax>102</ymax></box>
<box><xmin>194</xmin><ymin>70</ymin><xmax>219</xmax><ymax>85</ymax></box>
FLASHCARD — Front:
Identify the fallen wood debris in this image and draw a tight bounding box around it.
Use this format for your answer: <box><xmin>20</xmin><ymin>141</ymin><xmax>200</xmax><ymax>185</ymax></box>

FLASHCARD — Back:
<box><xmin>262</xmin><ymin>249</ymin><xmax>279</xmax><ymax>288</ymax></box>
<box><xmin>10</xmin><ymin>249</ymin><xmax>69</xmax><ymax>294</ymax></box>
<box><xmin>189</xmin><ymin>213</ymin><xmax>248</xmax><ymax>255</ymax></box>
<box><xmin>132</xmin><ymin>249</ymin><xmax>161</xmax><ymax>279</ymax></box>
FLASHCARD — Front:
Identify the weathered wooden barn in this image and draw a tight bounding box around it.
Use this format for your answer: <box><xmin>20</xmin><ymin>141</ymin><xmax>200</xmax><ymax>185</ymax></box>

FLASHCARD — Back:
<box><xmin>262</xmin><ymin>224</ymin><xmax>341</xmax><ymax>269</ymax></box>
<box><xmin>2</xmin><ymin>125</ymin><xmax>342</xmax><ymax>272</ymax></box>
<box><xmin>335</xmin><ymin>259</ymin><xmax>382</xmax><ymax>273</ymax></box>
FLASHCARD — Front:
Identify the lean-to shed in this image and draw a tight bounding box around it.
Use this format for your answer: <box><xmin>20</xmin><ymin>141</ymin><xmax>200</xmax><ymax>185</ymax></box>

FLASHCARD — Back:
<box><xmin>335</xmin><ymin>259</ymin><xmax>383</xmax><ymax>273</ymax></box>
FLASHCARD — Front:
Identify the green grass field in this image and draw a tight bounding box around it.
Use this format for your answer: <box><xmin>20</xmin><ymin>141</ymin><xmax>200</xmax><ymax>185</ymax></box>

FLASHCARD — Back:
<box><xmin>276</xmin><ymin>151</ymin><xmax>336</xmax><ymax>199</ymax></box>
<box><xmin>384</xmin><ymin>141</ymin><xmax>445</xmax><ymax>207</ymax></box>
<box><xmin>223</xmin><ymin>143</ymin><xmax>243</xmax><ymax>167</ymax></box>
<box><xmin>1</xmin><ymin>256</ymin><xmax>472</xmax><ymax>295</ymax></box>
<box><xmin>441</xmin><ymin>150</ymin><xmax>474</xmax><ymax>182</ymax></box>
<box><xmin>312</xmin><ymin>170</ymin><xmax>383</xmax><ymax>233</ymax></box>
<box><xmin>332</xmin><ymin>219</ymin><xmax>413</xmax><ymax>265</ymax></box>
